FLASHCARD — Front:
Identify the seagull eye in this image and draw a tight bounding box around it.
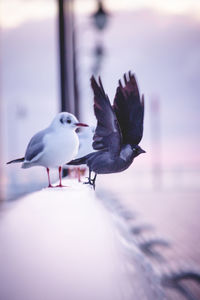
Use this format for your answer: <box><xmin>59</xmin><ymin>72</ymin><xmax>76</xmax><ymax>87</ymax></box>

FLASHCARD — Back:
<box><xmin>67</xmin><ymin>119</ymin><xmax>71</xmax><ymax>124</ymax></box>
<box><xmin>60</xmin><ymin>118</ymin><xmax>64</xmax><ymax>124</ymax></box>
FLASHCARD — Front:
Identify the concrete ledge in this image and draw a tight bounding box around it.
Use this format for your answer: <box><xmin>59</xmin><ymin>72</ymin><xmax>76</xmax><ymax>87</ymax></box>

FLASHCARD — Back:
<box><xmin>0</xmin><ymin>179</ymin><xmax>165</xmax><ymax>300</ymax></box>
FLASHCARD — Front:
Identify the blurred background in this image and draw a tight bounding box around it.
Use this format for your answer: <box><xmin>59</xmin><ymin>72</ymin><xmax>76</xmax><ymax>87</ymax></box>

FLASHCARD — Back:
<box><xmin>1</xmin><ymin>0</ymin><xmax>200</xmax><ymax>200</ymax></box>
<box><xmin>0</xmin><ymin>0</ymin><xmax>200</xmax><ymax>280</ymax></box>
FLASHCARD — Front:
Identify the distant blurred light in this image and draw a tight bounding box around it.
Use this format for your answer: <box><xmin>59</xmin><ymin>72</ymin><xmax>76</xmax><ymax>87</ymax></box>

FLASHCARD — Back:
<box><xmin>94</xmin><ymin>44</ymin><xmax>104</xmax><ymax>57</ymax></box>
<box><xmin>16</xmin><ymin>105</ymin><xmax>27</xmax><ymax>119</ymax></box>
<box><xmin>92</xmin><ymin>0</ymin><xmax>109</xmax><ymax>31</ymax></box>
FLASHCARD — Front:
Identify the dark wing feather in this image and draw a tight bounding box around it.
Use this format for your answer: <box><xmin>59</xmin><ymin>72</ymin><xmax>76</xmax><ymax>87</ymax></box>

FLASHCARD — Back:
<box><xmin>7</xmin><ymin>157</ymin><xmax>24</xmax><ymax>164</ymax></box>
<box><xmin>113</xmin><ymin>72</ymin><xmax>144</xmax><ymax>146</ymax></box>
<box><xmin>91</xmin><ymin>76</ymin><xmax>122</xmax><ymax>157</ymax></box>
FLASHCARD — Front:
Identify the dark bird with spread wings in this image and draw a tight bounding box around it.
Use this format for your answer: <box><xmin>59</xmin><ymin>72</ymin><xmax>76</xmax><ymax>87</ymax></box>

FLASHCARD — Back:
<box><xmin>68</xmin><ymin>71</ymin><xmax>145</xmax><ymax>189</ymax></box>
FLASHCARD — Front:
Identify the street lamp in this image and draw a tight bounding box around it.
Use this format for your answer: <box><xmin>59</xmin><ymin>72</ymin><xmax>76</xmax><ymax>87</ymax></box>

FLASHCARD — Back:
<box><xmin>92</xmin><ymin>0</ymin><xmax>109</xmax><ymax>31</ymax></box>
<box><xmin>91</xmin><ymin>1</ymin><xmax>109</xmax><ymax>75</ymax></box>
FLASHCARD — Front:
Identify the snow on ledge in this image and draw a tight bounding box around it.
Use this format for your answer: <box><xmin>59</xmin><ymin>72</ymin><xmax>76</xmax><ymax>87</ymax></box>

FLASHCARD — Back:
<box><xmin>0</xmin><ymin>179</ymin><xmax>166</xmax><ymax>300</ymax></box>
<box><xmin>0</xmin><ymin>179</ymin><xmax>125</xmax><ymax>300</ymax></box>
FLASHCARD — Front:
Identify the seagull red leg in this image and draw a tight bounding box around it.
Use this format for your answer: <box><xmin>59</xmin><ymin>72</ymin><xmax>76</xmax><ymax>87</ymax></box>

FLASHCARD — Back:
<box><xmin>57</xmin><ymin>166</ymin><xmax>63</xmax><ymax>187</ymax></box>
<box><xmin>46</xmin><ymin>167</ymin><xmax>53</xmax><ymax>188</ymax></box>
<box><xmin>77</xmin><ymin>167</ymin><xmax>81</xmax><ymax>182</ymax></box>
<box><xmin>75</xmin><ymin>167</ymin><xmax>81</xmax><ymax>182</ymax></box>
<box><xmin>56</xmin><ymin>166</ymin><xmax>68</xmax><ymax>188</ymax></box>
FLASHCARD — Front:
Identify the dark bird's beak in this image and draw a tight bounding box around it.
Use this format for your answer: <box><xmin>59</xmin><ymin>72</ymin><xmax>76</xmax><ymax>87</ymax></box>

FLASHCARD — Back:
<box><xmin>140</xmin><ymin>149</ymin><xmax>146</xmax><ymax>154</ymax></box>
<box><xmin>75</xmin><ymin>123</ymin><xmax>89</xmax><ymax>127</ymax></box>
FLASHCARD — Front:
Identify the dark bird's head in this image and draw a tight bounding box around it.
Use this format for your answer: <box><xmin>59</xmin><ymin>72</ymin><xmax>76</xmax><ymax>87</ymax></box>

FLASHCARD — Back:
<box><xmin>132</xmin><ymin>145</ymin><xmax>146</xmax><ymax>157</ymax></box>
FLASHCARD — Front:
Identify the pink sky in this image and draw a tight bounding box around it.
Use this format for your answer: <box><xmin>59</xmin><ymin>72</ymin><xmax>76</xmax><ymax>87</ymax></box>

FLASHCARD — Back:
<box><xmin>1</xmin><ymin>0</ymin><xmax>200</xmax><ymax>28</ymax></box>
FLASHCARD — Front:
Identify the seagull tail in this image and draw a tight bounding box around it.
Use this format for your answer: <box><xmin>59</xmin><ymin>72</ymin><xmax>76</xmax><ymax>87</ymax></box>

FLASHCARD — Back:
<box><xmin>7</xmin><ymin>157</ymin><xmax>25</xmax><ymax>164</ymax></box>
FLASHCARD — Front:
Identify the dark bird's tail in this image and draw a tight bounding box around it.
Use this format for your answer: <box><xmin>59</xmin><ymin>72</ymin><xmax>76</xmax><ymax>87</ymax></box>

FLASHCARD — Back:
<box><xmin>67</xmin><ymin>156</ymin><xmax>88</xmax><ymax>166</ymax></box>
<box><xmin>7</xmin><ymin>157</ymin><xmax>25</xmax><ymax>164</ymax></box>
<box><xmin>67</xmin><ymin>153</ymin><xmax>95</xmax><ymax>166</ymax></box>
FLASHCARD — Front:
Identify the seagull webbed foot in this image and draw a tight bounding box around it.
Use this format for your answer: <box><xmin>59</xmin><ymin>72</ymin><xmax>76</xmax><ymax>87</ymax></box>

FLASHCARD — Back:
<box><xmin>55</xmin><ymin>184</ymin><xmax>68</xmax><ymax>188</ymax></box>
<box><xmin>48</xmin><ymin>184</ymin><xmax>54</xmax><ymax>188</ymax></box>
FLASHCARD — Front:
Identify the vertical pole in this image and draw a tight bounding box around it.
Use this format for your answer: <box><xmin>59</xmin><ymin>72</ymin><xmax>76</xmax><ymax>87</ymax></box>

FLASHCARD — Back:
<box><xmin>0</xmin><ymin>92</ymin><xmax>3</xmax><ymax>203</ymax></box>
<box><xmin>58</xmin><ymin>0</ymin><xmax>76</xmax><ymax>113</ymax></box>
<box><xmin>58</xmin><ymin>0</ymin><xmax>67</xmax><ymax>111</ymax></box>
<box><xmin>0</xmin><ymin>47</ymin><xmax>4</xmax><ymax>202</ymax></box>
<box><xmin>72</xmin><ymin>13</ymin><xmax>80</xmax><ymax>119</ymax></box>
<box><xmin>150</xmin><ymin>96</ymin><xmax>162</xmax><ymax>190</ymax></box>
<box><xmin>58</xmin><ymin>0</ymin><xmax>79</xmax><ymax>177</ymax></box>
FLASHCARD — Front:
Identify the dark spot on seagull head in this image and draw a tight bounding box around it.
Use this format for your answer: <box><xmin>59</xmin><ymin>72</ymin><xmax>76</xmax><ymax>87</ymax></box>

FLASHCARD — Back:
<box><xmin>59</xmin><ymin>115</ymin><xmax>73</xmax><ymax>126</ymax></box>
<box><xmin>60</xmin><ymin>117</ymin><xmax>64</xmax><ymax>124</ymax></box>
<box><xmin>51</xmin><ymin>112</ymin><xmax>80</xmax><ymax>130</ymax></box>
<box><xmin>60</xmin><ymin>117</ymin><xmax>72</xmax><ymax>124</ymax></box>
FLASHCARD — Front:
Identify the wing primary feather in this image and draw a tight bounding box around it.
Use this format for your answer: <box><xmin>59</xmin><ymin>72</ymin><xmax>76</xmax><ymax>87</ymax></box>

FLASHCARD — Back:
<box><xmin>90</xmin><ymin>75</ymin><xmax>122</xmax><ymax>156</ymax></box>
<box><xmin>113</xmin><ymin>72</ymin><xmax>144</xmax><ymax>146</ymax></box>
<box><xmin>98</xmin><ymin>76</ymin><xmax>106</xmax><ymax>94</ymax></box>
<box><xmin>119</xmin><ymin>80</ymin><xmax>123</xmax><ymax>88</ymax></box>
<box><xmin>124</xmin><ymin>73</ymin><xmax>128</xmax><ymax>84</ymax></box>
<box><xmin>7</xmin><ymin>157</ymin><xmax>25</xmax><ymax>164</ymax></box>
<box><xmin>141</xmin><ymin>94</ymin><xmax>145</xmax><ymax>106</ymax></box>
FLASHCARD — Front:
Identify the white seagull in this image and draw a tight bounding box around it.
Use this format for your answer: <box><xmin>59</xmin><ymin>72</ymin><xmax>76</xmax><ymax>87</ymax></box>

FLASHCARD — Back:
<box><xmin>71</xmin><ymin>126</ymin><xmax>95</xmax><ymax>182</ymax></box>
<box><xmin>76</xmin><ymin>126</ymin><xmax>95</xmax><ymax>159</ymax></box>
<box><xmin>7</xmin><ymin>112</ymin><xmax>88</xmax><ymax>188</ymax></box>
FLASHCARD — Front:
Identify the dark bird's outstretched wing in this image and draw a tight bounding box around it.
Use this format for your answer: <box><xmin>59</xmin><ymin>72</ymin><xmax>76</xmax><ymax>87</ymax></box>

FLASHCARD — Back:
<box><xmin>91</xmin><ymin>76</ymin><xmax>122</xmax><ymax>157</ymax></box>
<box><xmin>113</xmin><ymin>72</ymin><xmax>144</xmax><ymax>146</ymax></box>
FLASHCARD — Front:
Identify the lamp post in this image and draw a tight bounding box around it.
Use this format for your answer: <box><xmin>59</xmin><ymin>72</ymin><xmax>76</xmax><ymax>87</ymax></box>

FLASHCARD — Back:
<box><xmin>92</xmin><ymin>0</ymin><xmax>109</xmax><ymax>31</ymax></box>
<box><xmin>58</xmin><ymin>0</ymin><xmax>78</xmax><ymax>115</ymax></box>
<box><xmin>150</xmin><ymin>96</ymin><xmax>162</xmax><ymax>190</ymax></box>
<box><xmin>91</xmin><ymin>0</ymin><xmax>109</xmax><ymax>76</ymax></box>
<box><xmin>0</xmin><ymin>89</ymin><xmax>3</xmax><ymax>202</ymax></box>
<box><xmin>58</xmin><ymin>0</ymin><xmax>80</xmax><ymax>177</ymax></box>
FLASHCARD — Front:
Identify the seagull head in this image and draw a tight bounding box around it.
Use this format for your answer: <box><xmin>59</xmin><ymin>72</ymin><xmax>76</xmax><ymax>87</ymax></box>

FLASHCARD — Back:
<box><xmin>77</xmin><ymin>125</ymin><xmax>96</xmax><ymax>137</ymax></box>
<box><xmin>133</xmin><ymin>145</ymin><xmax>146</xmax><ymax>157</ymax></box>
<box><xmin>51</xmin><ymin>112</ymin><xmax>88</xmax><ymax>130</ymax></box>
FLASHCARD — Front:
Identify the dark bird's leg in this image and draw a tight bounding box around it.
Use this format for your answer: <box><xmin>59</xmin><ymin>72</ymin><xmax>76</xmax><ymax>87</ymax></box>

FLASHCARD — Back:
<box><xmin>92</xmin><ymin>173</ymin><xmax>97</xmax><ymax>190</ymax></box>
<box><xmin>84</xmin><ymin>169</ymin><xmax>92</xmax><ymax>185</ymax></box>
<box><xmin>84</xmin><ymin>170</ymin><xmax>97</xmax><ymax>189</ymax></box>
<box><xmin>46</xmin><ymin>168</ymin><xmax>53</xmax><ymax>188</ymax></box>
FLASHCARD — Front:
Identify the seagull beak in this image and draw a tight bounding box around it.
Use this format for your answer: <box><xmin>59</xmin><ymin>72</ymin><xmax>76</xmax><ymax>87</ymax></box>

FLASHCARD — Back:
<box><xmin>75</xmin><ymin>122</ymin><xmax>89</xmax><ymax>127</ymax></box>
